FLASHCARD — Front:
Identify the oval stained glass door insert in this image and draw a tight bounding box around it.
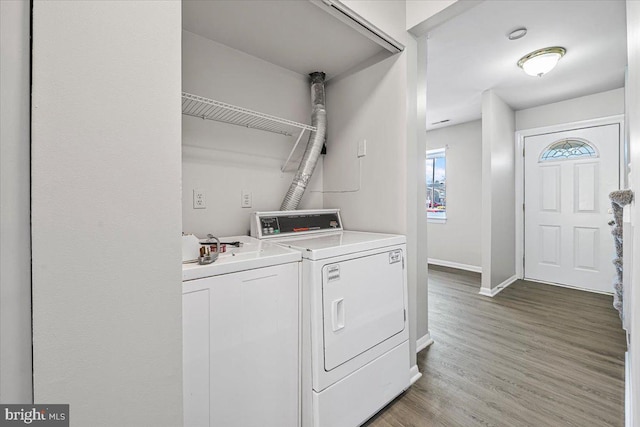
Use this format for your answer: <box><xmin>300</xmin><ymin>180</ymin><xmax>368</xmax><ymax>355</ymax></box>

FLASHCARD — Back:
<box><xmin>539</xmin><ymin>138</ymin><xmax>598</xmax><ymax>162</ymax></box>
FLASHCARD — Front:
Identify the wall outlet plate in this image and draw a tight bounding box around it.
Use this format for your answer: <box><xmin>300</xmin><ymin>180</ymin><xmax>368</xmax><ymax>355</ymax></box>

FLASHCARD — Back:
<box><xmin>241</xmin><ymin>190</ymin><xmax>252</xmax><ymax>208</ymax></box>
<box><xmin>193</xmin><ymin>189</ymin><xmax>206</xmax><ymax>209</ymax></box>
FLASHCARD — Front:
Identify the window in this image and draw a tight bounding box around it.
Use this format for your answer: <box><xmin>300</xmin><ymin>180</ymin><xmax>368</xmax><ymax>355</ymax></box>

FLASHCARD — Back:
<box><xmin>426</xmin><ymin>148</ymin><xmax>446</xmax><ymax>221</ymax></box>
<box><xmin>539</xmin><ymin>138</ymin><xmax>598</xmax><ymax>162</ymax></box>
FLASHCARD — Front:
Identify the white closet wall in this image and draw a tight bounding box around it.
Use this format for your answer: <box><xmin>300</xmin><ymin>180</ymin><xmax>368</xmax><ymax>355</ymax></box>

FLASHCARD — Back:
<box><xmin>31</xmin><ymin>2</ymin><xmax>183</xmax><ymax>425</ymax></box>
<box><xmin>182</xmin><ymin>30</ymin><xmax>323</xmax><ymax>237</ymax></box>
<box><xmin>0</xmin><ymin>0</ymin><xmax>32</xmax><ymax>403</ymax></box>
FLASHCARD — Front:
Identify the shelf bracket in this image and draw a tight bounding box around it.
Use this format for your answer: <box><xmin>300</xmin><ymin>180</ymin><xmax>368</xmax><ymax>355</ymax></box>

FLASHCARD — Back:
<box><xmin>281</xmin><ymin>128</ymin><xmax>308</xmax><ymax>172</ymax></box>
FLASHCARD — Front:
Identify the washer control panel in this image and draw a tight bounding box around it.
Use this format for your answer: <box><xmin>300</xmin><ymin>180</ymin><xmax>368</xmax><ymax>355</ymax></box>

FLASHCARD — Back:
<box><xmin>251</xmin><ymin>209</ymin><xmax>342</xmax><ymax>239</ymax></box>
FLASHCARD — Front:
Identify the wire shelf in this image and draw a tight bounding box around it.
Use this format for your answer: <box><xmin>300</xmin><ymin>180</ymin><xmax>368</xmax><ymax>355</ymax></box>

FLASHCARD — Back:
<box><xmin>181</xmin><ymin>92</ymin><xmax>316</xmax><ymax>137</ymax></box>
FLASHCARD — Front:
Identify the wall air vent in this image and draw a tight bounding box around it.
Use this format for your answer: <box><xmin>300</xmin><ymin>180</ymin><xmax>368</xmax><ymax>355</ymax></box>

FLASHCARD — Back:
<box><xmin>431</xmin><ymin>119</ymin><xmax>450</xmax><ymax>125</ymax></box>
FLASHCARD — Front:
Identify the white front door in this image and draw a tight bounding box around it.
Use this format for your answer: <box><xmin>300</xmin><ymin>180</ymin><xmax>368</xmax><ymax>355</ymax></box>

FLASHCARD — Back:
<box><xmin>524</xmin><ymin>124</ymin><xmax>620</xmax><ymax>293</ymax></box>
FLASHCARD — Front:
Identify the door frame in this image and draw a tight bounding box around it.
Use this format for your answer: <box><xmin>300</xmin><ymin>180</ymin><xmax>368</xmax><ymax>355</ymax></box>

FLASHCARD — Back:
<box><xmin>514</xmin><ymin>115</ymin><xmax>625</xmax><ymax>287</ymax></box>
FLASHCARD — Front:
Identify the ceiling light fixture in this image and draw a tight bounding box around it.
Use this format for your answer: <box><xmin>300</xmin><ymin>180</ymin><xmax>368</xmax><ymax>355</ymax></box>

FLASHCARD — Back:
<box><xmin>517</xmin><ymin>46</ymin><xmax>566</xmax><ymax>77</ymax></box>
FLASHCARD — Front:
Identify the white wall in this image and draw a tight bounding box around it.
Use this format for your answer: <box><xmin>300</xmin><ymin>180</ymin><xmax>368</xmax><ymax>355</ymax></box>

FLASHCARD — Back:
<box><xmin>426</xmin><ymin>120</ymin><xmax>482</xmax><ymax>270</ymax></box>
<box><xmin>482</xmin><ymin>91</ymin><xmax>516</xmax><ymax>292</ymax></box>
<box><xmin>323</xmin><ymin>55</ymin><xmax>407</xmax><ymax>233</ymax></box>
<box><xmin>626</xmin><ymin>1</ymin><xmax>640</xmax><ymax>424</ymax></box>
<box><xmin>406</xmin><ymin>0</ymin><xmax>457</xmax><ymax>31</ymax></box>
<box><xmin>516</xmin><ymin>87</ymin><xmax>625</xmax><ymax>131</ymax></box>
<box><xmin>327</xmin><ymin>1</ymin><xmax>429</xmax><ymax>369</ymax></box>
<box><xmin>31</xmin><ymin>2</ymin><xmax>183</xmax><ymax>425</ymax></box>
<box><xmin>182</xmin><ymin>31</ymin><xmax>322</xmax><ymax>237</ymax></box>
<box><xmin>406</xmin><ymin>0</ymin><xmax>479</xmax><ymax>39</ymax></box>
<box><xmin>0</xmin><ymin>0</ymin><xmax>32</xmax><ymax>404</ymax></box>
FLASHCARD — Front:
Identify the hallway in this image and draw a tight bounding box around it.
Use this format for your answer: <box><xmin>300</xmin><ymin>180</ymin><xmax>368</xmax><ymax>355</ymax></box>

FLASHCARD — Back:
<box><xmin>366</xmin><ymin>266</ymin><xmax>626</xmax><ymax>427</ymax></box>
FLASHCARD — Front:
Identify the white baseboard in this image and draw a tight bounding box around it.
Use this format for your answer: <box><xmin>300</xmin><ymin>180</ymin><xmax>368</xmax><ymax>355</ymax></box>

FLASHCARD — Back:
<box><xmin>409</xmin><ymin>365</ymin><xmax>422</xmax><ymax>385</ymax></box>
<box><xmin>428</xmin><ymin>258</ymin><xmax>482</xmax><ymax>273</ymax></box>
<box><xmin>479</xmin><ymin>274</ymin><xmax>518</xmax><ymax>297</ymax></box>
<box><xmin>524</xmin><ymin>278</ymin><xmax>614</xmax><ymax>295</ymax></box>
<box><xmin>416</xmin><ymin>333</ymin><xmax>434</xmax><ymax>353</ymax></box>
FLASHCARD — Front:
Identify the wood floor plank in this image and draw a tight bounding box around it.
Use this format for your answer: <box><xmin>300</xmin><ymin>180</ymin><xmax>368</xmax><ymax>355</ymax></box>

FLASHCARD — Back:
<box><xmin>364</xmin><ymin>266</ymin><xmax>626</xmax><ymax>427</ymax></box>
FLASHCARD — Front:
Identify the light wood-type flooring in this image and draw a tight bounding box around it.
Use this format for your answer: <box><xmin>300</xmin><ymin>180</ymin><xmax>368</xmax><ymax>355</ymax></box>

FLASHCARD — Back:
<box><xmin>365</xmin><ymin>266</ymin><xmax>626</xmax><ymax>427</ymax></box>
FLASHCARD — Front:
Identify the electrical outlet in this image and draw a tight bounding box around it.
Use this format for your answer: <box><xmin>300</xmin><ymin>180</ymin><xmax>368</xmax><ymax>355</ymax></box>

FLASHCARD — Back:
<box><xmin>357</xmin><ymin>139</ymin><xmax>367</xmax><ymax>157</ymax></box>
<box><xmin>193</xmin><ymin>189</ymin><xmax>206</xmax><ymax>209</ymax></box>
<box><xmin>241</xmin><ymin>190</ymin><xmax>252</xmax><ymax>208</ymax></box>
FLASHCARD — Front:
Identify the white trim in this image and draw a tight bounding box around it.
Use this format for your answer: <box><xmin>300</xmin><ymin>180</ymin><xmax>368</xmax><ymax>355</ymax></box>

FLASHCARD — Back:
<box><xmin>515</xmin><ymin>115</ymin><xmax>625</xmax><ymax>281</ymax></box>
<box><xmin>416</xmin><ymin>332</ymin><xmax>434</xmax><ymax>352</ymax></box>
<box><xmin>426</xmin><ymin>147</ymin><xmax>446</xmax><ymax>157</ymax></box>
<box><xmin>479</xmin><ymin>274</ymin><xmax>518</xmax><ymax>297</ymax></box>
<box><xmin>309</xmin><ymin>0</ymin><xmax>405</xmax><ymax>54</ymax></box>
<box><xmin>626</xmin><ymin>351</ymin><xmax>633</xmax><ymax>427</ymax></box>
<box><xmin>515</xmin><ymin>128</ymin><xmax>524</xmax><ymax>280</ymax></box>
<box><xmin>523</xmin><ymin>277</ymin><xmax>614</xmax><ymax>295</ymax></box>
<box><xmin>427</xmin><ymin>217</ymin><xmax>447</xmax><ymax>224</ymax></box>
<box><xmin>428</xmin><ymin>258</ymin><xmax>482</xmax><ymax>273</ymax></box>
<box><xmin>409</xmin><ymin>365</ymin><xmax>422</xmax><ymax>385</ymax></box>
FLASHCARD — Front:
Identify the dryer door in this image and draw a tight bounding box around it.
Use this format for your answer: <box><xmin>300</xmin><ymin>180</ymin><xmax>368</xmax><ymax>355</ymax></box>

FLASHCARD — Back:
<box><xmin>322</xmin><ymin>249</ymin><xmax>405</xmax><ymax>371</ymax></box>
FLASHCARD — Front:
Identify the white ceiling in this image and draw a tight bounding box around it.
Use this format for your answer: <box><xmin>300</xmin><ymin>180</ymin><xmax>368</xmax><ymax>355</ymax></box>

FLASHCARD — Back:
<box><xmin>426</xmin><ymin>0</ymin><xmax>627</xmax><ymax>130</ymax></box>
<box><xmin>182</xmin><ymin>0</ymin><xmax>387</xmax><ymax>80</ymax></box>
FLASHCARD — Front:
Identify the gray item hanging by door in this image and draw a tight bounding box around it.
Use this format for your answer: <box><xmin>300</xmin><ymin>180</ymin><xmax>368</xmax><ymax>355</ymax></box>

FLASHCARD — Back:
<box><xmin>608</xmin><ymin>189</ymin><xmax>634</xmax><ymax>318</ymax></box>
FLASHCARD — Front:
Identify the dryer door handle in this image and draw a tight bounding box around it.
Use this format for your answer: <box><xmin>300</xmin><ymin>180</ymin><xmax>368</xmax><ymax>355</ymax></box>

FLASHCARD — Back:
<box><xmin>332</xmin><ymin>298</ymin><xmax>345</xmax><ymax>332</ymax></box>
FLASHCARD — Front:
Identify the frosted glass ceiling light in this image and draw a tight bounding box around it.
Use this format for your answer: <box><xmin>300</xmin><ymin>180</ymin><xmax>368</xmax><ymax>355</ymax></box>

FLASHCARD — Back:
<box><xmin>517</xmin><ymin>47</ymin><xmax>566</xmax><ymax>77</ymax></box>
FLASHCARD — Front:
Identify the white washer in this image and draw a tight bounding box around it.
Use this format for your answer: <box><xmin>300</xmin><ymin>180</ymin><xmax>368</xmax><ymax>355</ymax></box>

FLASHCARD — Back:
<box><xmin>251</xmin><ymin>210</ymin><xmax>410</xmax><ymax>427</ymax></box>
<box><xmin>182</xmin><ymin>235</ymin><xmax>301</xmax><ymax>427</ymax></box>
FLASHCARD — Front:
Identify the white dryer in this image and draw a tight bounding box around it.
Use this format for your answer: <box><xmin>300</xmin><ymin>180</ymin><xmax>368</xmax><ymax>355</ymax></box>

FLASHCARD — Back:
<box><xmin>251</xmin><ymin>210</ymin><xmax>410</xmax><ymax>427</ymax></box>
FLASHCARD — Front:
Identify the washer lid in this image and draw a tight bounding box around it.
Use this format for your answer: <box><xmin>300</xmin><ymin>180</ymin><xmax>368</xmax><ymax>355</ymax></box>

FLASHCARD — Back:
<box><xmin>278</xmin><ymin>231</ymin><xmax>406</xmax><ymax>260</ymax></box>
<box><xmin>182</xmin><ymin>235</ymin><xmax>301</xmax><ymax>281</ymax></box>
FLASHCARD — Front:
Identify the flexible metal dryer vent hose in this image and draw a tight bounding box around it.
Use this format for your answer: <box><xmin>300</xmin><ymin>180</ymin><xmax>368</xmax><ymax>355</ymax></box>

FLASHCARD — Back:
<box><xmin>280</xmin><ymin>71</ymin><xmax>327</xmax><ymax>210</ymax></box>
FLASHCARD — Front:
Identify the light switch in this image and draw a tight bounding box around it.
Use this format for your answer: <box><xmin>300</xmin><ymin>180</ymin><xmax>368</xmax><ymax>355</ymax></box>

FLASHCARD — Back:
<box><xmin>357</xmin><ymin>139</ymin><xmax>367</xmax><ymax>157</ymax></box>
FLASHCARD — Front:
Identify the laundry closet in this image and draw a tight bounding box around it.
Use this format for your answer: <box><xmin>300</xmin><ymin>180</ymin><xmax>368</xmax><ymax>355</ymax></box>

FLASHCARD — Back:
<box><xmin>181</xmin><ymin>1</ymin><xmax>402</xmax><ymax>238</ymax></box>
<box><xmin>180</xmin><ymin>2</ymin><xmax>414</xmax><ymax>427</ymax></box>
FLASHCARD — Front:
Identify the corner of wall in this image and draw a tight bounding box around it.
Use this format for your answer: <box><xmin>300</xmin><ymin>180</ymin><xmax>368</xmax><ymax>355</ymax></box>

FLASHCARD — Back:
<box><xmin>481</xmin><ymin>90</ymin><xmax>517</xmax><ymax>290</ymax></box>
<box><xmin>0</xmin><ymin>0</ymin><xmax>33</xmax><ymax>404</ymax></box>
<box><xmin>406</xmin><ymin>0</ymin><xmax>481</xmax><ymax>38</ymax></box>
<box><xmin>480</xmin><ymin>91</ymin><xmax>493</xmax><ymax>291</ymax></box>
